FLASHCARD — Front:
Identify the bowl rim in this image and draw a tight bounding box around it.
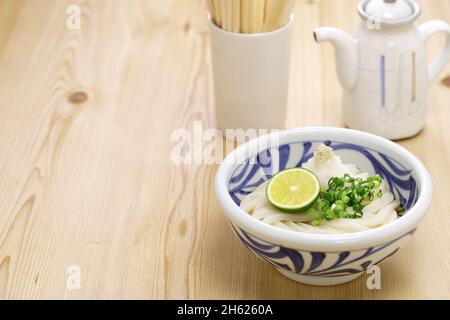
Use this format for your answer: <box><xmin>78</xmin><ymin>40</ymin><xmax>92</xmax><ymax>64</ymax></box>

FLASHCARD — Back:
<box><xmin>215</xmin><ymin>127</ymin><xmax>433</xmax><ymax>251</ymax></box>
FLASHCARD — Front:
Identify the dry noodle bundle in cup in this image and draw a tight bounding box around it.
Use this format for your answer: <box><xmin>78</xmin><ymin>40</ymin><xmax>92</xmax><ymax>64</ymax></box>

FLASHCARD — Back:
<box><xmin>206</xmin><ymin>0</ymin><xmax>295</xmax><ymax>33</ymax></box>
<box><xmin>206</xmin><ymin>0</ymin><xmax>296</xmax><ymax>134</ymax></box>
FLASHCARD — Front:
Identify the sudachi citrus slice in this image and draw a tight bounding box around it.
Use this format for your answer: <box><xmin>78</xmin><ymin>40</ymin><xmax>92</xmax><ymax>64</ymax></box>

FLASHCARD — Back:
<box><xmin>266</xmin><ymin>168</ymin><xmax>320</xmax><ymax>213</ymax></box>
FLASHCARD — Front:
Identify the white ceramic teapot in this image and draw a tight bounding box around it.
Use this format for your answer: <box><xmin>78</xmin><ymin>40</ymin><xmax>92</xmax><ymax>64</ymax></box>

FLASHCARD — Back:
<box><xmin>314</xmin><ymin>0</ymin><xmax>450</xmax><ymax>140</ymax></box>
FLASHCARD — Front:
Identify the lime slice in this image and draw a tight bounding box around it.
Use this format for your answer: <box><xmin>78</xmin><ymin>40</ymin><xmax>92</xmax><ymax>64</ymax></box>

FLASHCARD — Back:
<box><xmin>266</xmin><ymin>168</ymin><xmax>320</xmax><ymax>213</ymax></box>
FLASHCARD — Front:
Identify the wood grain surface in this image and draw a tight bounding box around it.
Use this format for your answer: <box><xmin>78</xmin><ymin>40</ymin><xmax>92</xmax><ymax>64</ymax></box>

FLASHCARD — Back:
<box><xmin>0</xmin><ymin>0</ymin><xmax>449</xmax><ymax>300</ymax></box>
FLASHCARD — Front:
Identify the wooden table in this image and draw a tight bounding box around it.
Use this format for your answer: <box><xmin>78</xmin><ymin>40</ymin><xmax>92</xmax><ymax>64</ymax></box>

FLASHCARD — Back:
<box><xmin>0</xmin><ymin>0</ymin><xmax>449</xmax><ymax>300</ymax></box>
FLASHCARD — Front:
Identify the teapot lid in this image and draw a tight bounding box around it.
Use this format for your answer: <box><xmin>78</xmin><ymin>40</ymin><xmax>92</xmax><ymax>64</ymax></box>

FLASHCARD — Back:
<box><xmin>357</xmin><ymin>0</ymin><xmax>421</xmax><ymax>28</ymax></box>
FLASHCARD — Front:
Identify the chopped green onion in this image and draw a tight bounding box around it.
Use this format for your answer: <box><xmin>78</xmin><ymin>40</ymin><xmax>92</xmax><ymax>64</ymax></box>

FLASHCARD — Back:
<box><xmin>310</xmin><ymin>174</ymin><xmax>384</xmax><ymax>225</ymax></box>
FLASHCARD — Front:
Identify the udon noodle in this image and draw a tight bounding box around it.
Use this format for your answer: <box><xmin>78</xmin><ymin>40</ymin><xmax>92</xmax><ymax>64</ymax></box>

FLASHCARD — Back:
<box><xmin>240</xmin><ymin>145</ymin><xmax>400</xmax><ymax>234</ymax></box>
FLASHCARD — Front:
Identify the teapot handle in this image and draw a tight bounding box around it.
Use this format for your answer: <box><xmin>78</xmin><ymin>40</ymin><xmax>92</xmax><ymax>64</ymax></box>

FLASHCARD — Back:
<box><xmin>419</xmin><ymin>20</ymin><xmax>450</xmax><ymax>84</ymax></box>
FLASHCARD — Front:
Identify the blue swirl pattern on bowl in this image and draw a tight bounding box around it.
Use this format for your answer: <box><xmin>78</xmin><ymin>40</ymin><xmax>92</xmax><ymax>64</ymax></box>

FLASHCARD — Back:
<box><xmin>227</xmin><ymin>141</ymin><xmax>419</xmax><ymax>279</ymax></box>
<box><xmin>231</xmin><ymin>224</ymin><xmax>416</xmax><ymax>277</ymax></box>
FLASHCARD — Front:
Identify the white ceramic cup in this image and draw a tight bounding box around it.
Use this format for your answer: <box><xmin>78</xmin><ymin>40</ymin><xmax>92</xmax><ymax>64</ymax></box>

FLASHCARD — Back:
<box><xmin>208</xmin><ymin>16</ymin><xmax>293</xmax><ymax>134</ymax></box>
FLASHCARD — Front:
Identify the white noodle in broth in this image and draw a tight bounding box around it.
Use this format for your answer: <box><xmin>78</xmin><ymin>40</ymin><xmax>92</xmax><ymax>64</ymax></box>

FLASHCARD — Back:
<box><xmin>239</xmin><ymin>145</ymin><xmax>400</xmax><ymax>234</ymax></box>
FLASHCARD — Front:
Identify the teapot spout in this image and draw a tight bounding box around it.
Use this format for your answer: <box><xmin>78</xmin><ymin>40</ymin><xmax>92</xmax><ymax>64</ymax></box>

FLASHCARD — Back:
<box><xmin>314</xmin><ymin>27</ymin><xmax>358</xmax><ymax>92</ymax></box>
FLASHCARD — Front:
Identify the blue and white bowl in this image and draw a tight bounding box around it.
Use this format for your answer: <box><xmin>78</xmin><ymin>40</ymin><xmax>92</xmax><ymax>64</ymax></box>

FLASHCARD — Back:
<box><xmin>215</xmin><ymin>128</ymin><xmax>432</xmax><ymax>286</ymax></box>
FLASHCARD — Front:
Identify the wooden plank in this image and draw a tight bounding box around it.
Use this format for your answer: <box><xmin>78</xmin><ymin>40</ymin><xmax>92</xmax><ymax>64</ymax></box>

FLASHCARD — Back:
<box><xmin>0</xmin><ymin>0</ymin><xmax>448</xmax><ymax>299</ymax></box>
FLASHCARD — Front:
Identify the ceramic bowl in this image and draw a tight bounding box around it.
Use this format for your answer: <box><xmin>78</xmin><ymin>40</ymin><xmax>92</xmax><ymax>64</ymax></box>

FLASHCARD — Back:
<box><xmin>215</xmin><ymin>127</ymin><xmax>432</xmax><ymax>286</ymax></box>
